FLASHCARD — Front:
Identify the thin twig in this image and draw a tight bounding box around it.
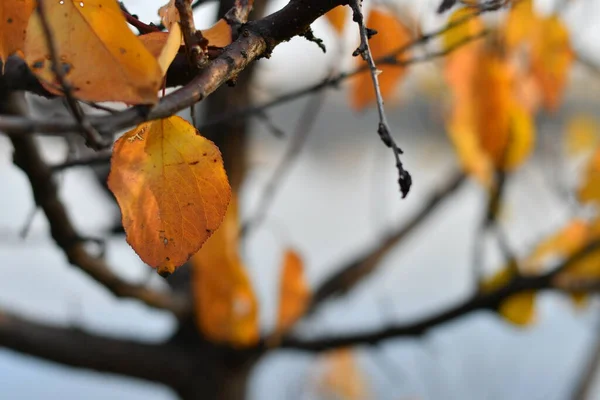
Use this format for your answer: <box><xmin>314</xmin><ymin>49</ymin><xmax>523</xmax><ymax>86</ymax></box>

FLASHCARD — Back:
<box><xmin>176</xmin><ymin>0</ymin><xmax>209</xmax><ymax>69</ymax></box>
<box><xmin>349</xmin><ymin>0</ymin><xmax>411</xmax><ymax>198</ymax></box>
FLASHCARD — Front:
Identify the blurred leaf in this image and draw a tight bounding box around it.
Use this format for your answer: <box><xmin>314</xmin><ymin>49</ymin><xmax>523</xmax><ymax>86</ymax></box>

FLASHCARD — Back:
<box><xmin>351</xmin><ymin>7</ymin><xmax>411</xmax><ymax>111</ymax></box>
<box><xmin>498</xmin><ymin>291</ymin><xmax>536</xmax><ymax>326</ymax></box>
<box><xmin>191</xmin><ymin>196</ymin><xmax>259</xmax><ymax>347</ymax></box>
<box><xmin>325</xmin><ymin>5</ymin><xmax>348</xmax><ymax>35</ymax></box>
<box><xmin>504</xmin><ymin>0</ymin><xmax>573</xmax><ymax>111</ymax></box>
<box><xmin>565</xmin><ymin>115</ymin><xmax>599</xmax><ymax>157</ymax></box>
<box><xmin>523</xmin><ymin>219</ymin><xmax>590</xmax><ymax>273</ymax></box>
<box><xmin>481</xmin><ymin>263</ymin><xmax>536</xmax><ymax>326</ymax></box>
<box><xmin>578</xmin><ymin>147</ymin><xmax>600</xmax><ymax>205</ymax></box>
<box><xmin>25</xmin><ymin>0</ymin><xmax>164</xmax><ymax>104</ymax></box>
<box><xmin>107</xmin><ymin>116</ymin><xmax>231</xmax><ymax>276</ymax></box>
<box><xmin>0</xmin><ymin>0</ymin><xmax>34</xmax><ymax>63</ymax></box>
<box><xmin>275</xmin><ymin>250</ymin><xmax>310</xmax><ymax>334</ymax></box>
<box><xmin>318</xmin><ymin>348</ymin><xmax>369</xmax><ymax>400</ymax></box>
<box><xmin>443</xmin><ymin>8</ymin><xmax>484</xmax><ymax>52</ymax></box>
<box><xmin>447</xmin><ymin>48</ymin><xmax>535</xmax><ymax>185</ymax></box>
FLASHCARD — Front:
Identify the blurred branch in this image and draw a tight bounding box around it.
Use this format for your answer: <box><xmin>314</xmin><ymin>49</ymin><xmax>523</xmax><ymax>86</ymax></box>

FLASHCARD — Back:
<box><xmin>0</xmin><ymin>308</ymin><xmax>194</xmax><ymax>388</ymax></box>
<box><xmin>279</xmin><ymin>241</ymin><xmax>600</xmax><ymax>352</ymax></box>
<box><xmin>3</xmin><ymin>91</ymin><xmax>190</xmax><ymax>318</ymax></box>
<box><xmin>306</xmin><ymin>170</ymin><xmax>466</xmax><ymax>314</ymax></box>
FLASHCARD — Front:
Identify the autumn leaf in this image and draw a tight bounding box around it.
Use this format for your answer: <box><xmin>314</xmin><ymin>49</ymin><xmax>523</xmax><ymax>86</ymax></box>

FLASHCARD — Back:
<box><xmin>325</xmin><ymin>5</ymin><xmax>348</xmax><ymax>35</ymax></box>
<box><xmin>107</xmin><ymin>116</ymin><xmax>231</xmax><ymax>276</ymax></box>
<box><xmin>351</xmin><ymin>7</ymin><xmax>411</xmax><ymax>111</ymax></box>
<box><xmin>523</xmin><ymin>219</ymin><xmax>590</xmax><ymax>274</ymax></box>
<box><xmin>191</xmin><ymin>196</ymin><xmax>259</xmax><ymax>347</ymax></box>
<box><xmin>318</xmin><ymin>349</ymin><xmax>370</xmax><ymax>400</ymax></box>
<box><xmin>481</xmin><ymin>263</ymin><xmax>536</xmax><ymax>326</ymax></box>
<box><xmin>275</xmin><ymin>250</ymin><xmax>310</xmax><ymax>334</ymax></box>
<box><xmin>25</xmin><ymin>0</ymin><xmax>163</xmax><ymax>104</ymax></box>
<box><xmin>578</xmin><ymin>147</ymin><xmax>600</xmax><ymax>205</ymax></box>
<box><xmin>138</xmin><ymin>23</ymin><xmax>182</xmax><ymax>76</ymax></box>
<box><xmin>158</xmin><ymin>0</ymin><xmax>232</xmax><ymax>48</ymax></box>
<box><xmin>0</xmin><ymin>0</ymin><xmax>34</xmax><ymax>64</ymax></box>
<box><xmin>447</xmin><ymin>47</ymin><xmax>534</xmax><ymax>185</ymax></box>
<box><xmin>504</xmin><ymin>0</ymin><xmax>573</xmax><ymax>111</ymax></box>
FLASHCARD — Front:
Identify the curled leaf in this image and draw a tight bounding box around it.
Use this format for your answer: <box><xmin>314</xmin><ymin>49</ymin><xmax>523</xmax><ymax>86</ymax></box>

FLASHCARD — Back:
<box><xmin>107</xmin><ymin>116</ymin><xmax>231</xmax><ymax>276</ymax></box>
<box><xmin>25</xmin><ymin>0</ymin><xmax>163</xmax><ymax>104</ymax></box>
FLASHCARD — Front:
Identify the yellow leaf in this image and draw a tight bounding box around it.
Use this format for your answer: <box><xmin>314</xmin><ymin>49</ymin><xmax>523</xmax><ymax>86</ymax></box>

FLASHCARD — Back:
<box><xmin>276</xmin><ymin>250</ymin><xmax>310</xmax><ymax>334</ymax></box>
<box><xmin>107</xmin><ymin>116</ymin><xmax>231</xmax><ymax>276</ymax></box>
<box><xmin>25</xmin><ymin>0</ymin><xmax>164</xmax><ymax>104</ymax></box>
<box><xmin>138</xmin><ymin>23</ymin><xmax>182</xmax><ymax>76</ymax></box>
<box><xmin>578</xmin><ymin>147</ymin><xmax>600</xmax><ymax>205</ymax></box>
<box><xmin>481</xmin><ymin>263</ymin><xmax>518</xmax><ymax>293</ymax></box>
<box><xmin>318</xmin><ymin>349</ymin><xmax>369</xmax><ymax>400</ymax></box>
<box><xmin>499</xmin><ymin>291</ymin><xmax>536</xmax><ymax>326</ymax></box>
<box><xmin>504</xmin><ymin>0</ymin><xmax>536</xmax><ymax>49</ymax></box>
<box><xmin>565</xmin><ymin>115</ymin><xmax>599</xmax><ymax>157</ymax></box>
<box><xmin>0</xmin><ymin>0</ymin><xmax>34</xmax><ymax>63</ymax></box>
<box><xmin>325</xmin><ymin>5</ymin><xmax>348</xmax><ymax>35</ymax></box>
<box><xmin>191</xmin><ymin>196</ymin><xmax>259</xmax><ymax>347</ymax></box>
<box><xmin>351</xmin><ymin>8</ymin><xmax>411</xmax><ymax>111</ymax></box>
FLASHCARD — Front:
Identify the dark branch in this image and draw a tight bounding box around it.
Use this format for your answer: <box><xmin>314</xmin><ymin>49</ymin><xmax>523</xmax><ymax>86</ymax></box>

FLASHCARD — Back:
<box><xmin>0</xmin><ymin>308</ymin><xmax>194</xmax><ymax>387</ymax></box>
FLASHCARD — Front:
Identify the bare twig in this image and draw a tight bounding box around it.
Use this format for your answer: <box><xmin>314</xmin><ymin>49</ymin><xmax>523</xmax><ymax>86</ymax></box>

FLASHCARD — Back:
<box><xmin>349</xmin><ymin>0</ymin><xmax>411</xmax><ymax>198</ymax></box>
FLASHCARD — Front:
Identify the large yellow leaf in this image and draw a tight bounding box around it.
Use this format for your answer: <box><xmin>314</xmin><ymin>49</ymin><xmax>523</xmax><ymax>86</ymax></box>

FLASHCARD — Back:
<box><xmin>275</xmin><ymin>250</ymin><xmax>310</xmax><ymax>334</ymax></box>
<box><xmin>579</xmin><ymin>147</ymin><xmax>600</xmax><ymax>205</ymax></box>
<box><xmin>191</xmin><ymin>196</ymin><xmax>259</xmax><ymax>347</ymax></box>
<box><xmin>325</xmin><ymin>5</ymin><xmax>348</xmax><ymax>35</ymax></box>
<box><xmin>351</xmin><ymin>8</ymin><xmax>411</xmax><ymax>111</ymax></box>
<box><xmin>0</xmin><ymin>0</ymin><xmax>34</xmax><ymax>63</ymax></box>
<box><xmin>107</xmin><ymin>116</ymin><xmax>231</xmax><ymax>276</ymax></box>
<box><xmin>25</xmin><ymin>0</ymin><xmax>163</xmax><ymax>104</ymax></box>
<box><xmin>318</xmin><ymin>349</ymin><xmax>369</xmax><ymax>400</ymax></box>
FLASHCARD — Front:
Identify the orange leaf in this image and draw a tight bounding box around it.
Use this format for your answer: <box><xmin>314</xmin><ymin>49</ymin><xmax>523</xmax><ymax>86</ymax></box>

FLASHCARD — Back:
<box><xmin>276</xmin><ymin>250</ymin><xmax>310</xmax><ymax>334</ymax></box>
<box><xmin>0</xmin><ymin>0</ymin><xmax>34</xmax><ymax>63</ymax></box>
<box><xmin>107</xmin><ymin>116</ymin><xmax>231</xmax><ymax>276</ymax></box>
<box><xmin>191</xmin><ymin>196</ymin><xmax>259</xmax><ymax>347</ymax></box>
<box><xmin>202</xmin><ymin>19</ymin><xmax>233</xmax><ymax>48</ymax></box>
<box><xmin>318</xmin><ymin>349</ymin><xmax>369</xmax><ymax>400</ymax></box>
<box><xmin>565</xmin><ymin>115</ymin><xmax>599</xmax><ymax>157</ymax></box>
<box><xmin>325</xmin><ymin>5</ymin><xmax>348</xmax><ymax>35</ymax></box>
<box><xmin>351</xmin><ymin>8</ymin><xmax>411</xmax><ymax>111</ymax></box>
<box><xmin>447</xmin><ymin>48</ymin><xmax>534</xmax><ymax>184</ymax></box>
<box><xmin>25</xmin><ymin>0</ymin><xmax>163</xmax><ymax>104</ymax></box>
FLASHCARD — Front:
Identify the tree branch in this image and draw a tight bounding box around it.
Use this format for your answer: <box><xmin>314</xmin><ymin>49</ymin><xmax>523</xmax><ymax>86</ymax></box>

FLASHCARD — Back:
<box><xmin>278</xmin><ymin>242</ymin><xmax>600</xmax><ymax>352</ymax></box>
<box><xmin>0</xmin><ymin>308</ymin><xmax>194</xmax><ymax>388</ymax></box>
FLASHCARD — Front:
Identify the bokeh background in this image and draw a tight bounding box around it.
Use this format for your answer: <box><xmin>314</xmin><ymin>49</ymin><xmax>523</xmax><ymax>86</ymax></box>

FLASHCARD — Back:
<box><xmin>2</xmin><ymin>0</ymin><xmax>600</xmax><ymax>398</ymax></box>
